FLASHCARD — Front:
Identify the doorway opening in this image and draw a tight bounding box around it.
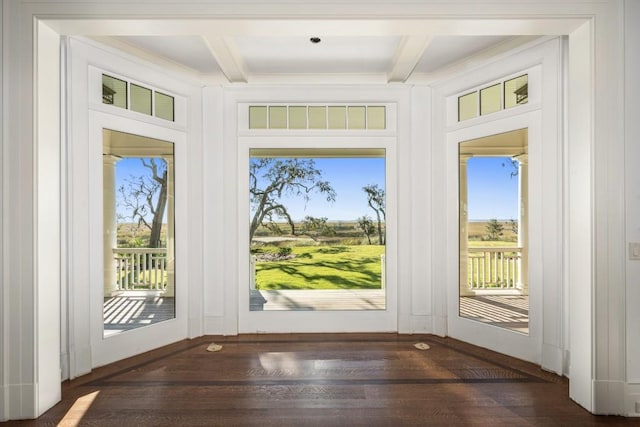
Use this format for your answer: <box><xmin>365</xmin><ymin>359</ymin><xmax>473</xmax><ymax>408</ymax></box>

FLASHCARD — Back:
<box><xmin>458</xmin><ymin>129</ymin><xmax>528</xmax><ymax>334</ymax></box>
<box><xmin>102</xmin><ymin>129</ymin><xmax>175</xmax><ymax>336</ymax></box>
<box><xmin>249</xmin><ymin>148</ymin><xmax>386</xmax><ymax>311</ymax></box>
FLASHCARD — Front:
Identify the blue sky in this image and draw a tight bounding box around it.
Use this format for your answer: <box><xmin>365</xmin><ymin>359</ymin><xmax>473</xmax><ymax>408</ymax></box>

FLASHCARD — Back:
<box><xmin>466</xmin><ymin>157</ymin><xmax>518</xmax><ymax>220</ymax></box>
<box><xmin>115</xmin><ymin>158</ymin><xmax>167</xmax><ymax>221</ymax></box>
<box><xmin>115</xmin><ymin>156</ymin><xmax>518</xmax><ymax>223</ymax></box>
<box><xmin>251</xmin><ymin>157</ymin><xmax>386</xmax><ymax>222</ymax></box>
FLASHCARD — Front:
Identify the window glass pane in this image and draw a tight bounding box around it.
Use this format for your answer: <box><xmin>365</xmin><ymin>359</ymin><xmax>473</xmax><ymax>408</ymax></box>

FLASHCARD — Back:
<box><xmin>130</xmin><ymin>84</ymin><xmax>152</xmax><ymax>115</ymax></box>
<box><xmin>458</xmin><ymin>92</ymin><xmax>478</xmax><ymax>121</ymax></box>
<box><xmin>103</xmin><ymin>130</ymin><xmax>175</xmax><ymax>337</ymax></box>
<box><xmin>155</xmin><ymin>92</ymin><xmax>175</xmax><ymax>121</ymax></box>
<box><xmin>458</xmin><ymin>129</ymin><xmax>529</xmax><ymax>334</ymax></box>
<box><xmin>249</xmin><ymin>106</ymin><xmax>268</xmax><ymax>129</ymax></box>
<box><xmin>308</xmin><ymin>106</ymin><xmax>327</xmax><ymax>129</ymax></box>
<box><xmin>348</xmin><ymin>106</ymin><xmax>366</xmax><ymax>129</ymax></box>
<box><xmin>269</xmin><ymin>106</ymin><xmax>287</xmax><ymax>129</ymax></box>
<box><xmin>367</xmin><ymin>106</ymin><xmax>386</xmax><ymax>130</ymax></box>
<box><xmin>480</xmin><ymin>84</ymin><xmax>502</xmax><ymax>116</ymax></box>
<box><xmin>328</xmin><ymin>106</ymin><xmax>346</xmax><ymax>129</ymax></box>
<box><xmin>249</xmin><ymin>150</ymin><xmax>386</xmax><ymax>311</ymax></box>
<box><xmin>289</xmin><ymin>106</ymin><xmax>307</xmax><ymax>129</ymax></box>
<box><xmin>102</xmin><ymin>74</ymin><xmax>127</xmax><ymax>109</ymax></box>
<box><xmin>504</xmin><ymin>75</ymin><xmax>529</xmax><ymax>108</ymax></box>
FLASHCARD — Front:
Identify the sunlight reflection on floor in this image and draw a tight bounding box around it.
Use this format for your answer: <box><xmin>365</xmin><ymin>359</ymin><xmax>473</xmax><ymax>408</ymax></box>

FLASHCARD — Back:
<box><xmin>58</xmin><ymin>390</ymin><xmax>100</xmax><ymax>427</ymax></box>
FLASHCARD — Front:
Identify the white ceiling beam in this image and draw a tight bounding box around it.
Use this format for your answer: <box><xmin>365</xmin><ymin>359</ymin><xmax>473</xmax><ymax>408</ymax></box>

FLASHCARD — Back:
<box><xmin>202</xmin><ymin>36</ymin><xmax>247</xmax><ymax>83</ymax></box>
<box><xmin>47</xmin><ymin>18</ymin><xmax>584</xmax><ymax>37</ymax></box>
<box><xmin>387</xmin><ymin>35</ymin><xmax>432</xmax><ymax>83</ymax></box>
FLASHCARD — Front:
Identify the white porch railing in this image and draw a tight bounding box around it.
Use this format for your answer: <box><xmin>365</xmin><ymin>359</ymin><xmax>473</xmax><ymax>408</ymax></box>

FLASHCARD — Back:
<box><xmin>466</xmin><ymin>247</ymin><xmax>522</xmax><ymax>290</ymax></box>
<box><xmin>113</xmin><ymin>248</ymin><xmax>167</xmax><ymax>290</ymax></box>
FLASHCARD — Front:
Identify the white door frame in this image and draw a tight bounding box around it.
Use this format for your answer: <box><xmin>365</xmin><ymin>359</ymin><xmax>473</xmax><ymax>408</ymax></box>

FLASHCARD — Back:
<box><xmin>446</xmin><ymin>112</ymin><xmax>543</xmax><ymax>363</ymax></box>
<box><xmin>86</xmin><ymin>112</ymin><xmax>189</xmax><ymax>368</ymax></box>
<box><xmin>433</xmin><ymin>37</ymin><xmax>564</xmax><ymax>371</ymax></box>
<box><xmin>65</xmin><ymin>37</ymin><xmax>200</xmax><ymax>375</ymax></box>
<box><xmin>221</xmin><ymin>87</ymin><xmax>408</xmax><ymax>334</ymax></box>
<box><xmin>237</xmin><ymin>136</ymin><xmax>398</xmax><ymax>333</ymax></box>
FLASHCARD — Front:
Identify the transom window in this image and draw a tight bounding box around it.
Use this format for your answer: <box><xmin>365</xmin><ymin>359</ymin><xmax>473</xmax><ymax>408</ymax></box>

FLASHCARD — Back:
<box><xmin>248</xmin><ymin>105</ymin><xmax>386</xmax><ymax>130</ymax></box>
<box><xmin>102</xmin><ymin>74</ymin><xmax>175</xmax><ymax>122</ymax></box>
<box><xmin>458</xmin><ymin>74</ymin><xmax>528</xmax><ymax>122</ymax></box>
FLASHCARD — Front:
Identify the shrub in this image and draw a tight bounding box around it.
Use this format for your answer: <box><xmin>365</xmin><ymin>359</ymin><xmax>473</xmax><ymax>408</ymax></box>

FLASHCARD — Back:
<box><xmin>278</xmin><ymin>247</ymin><xmax>292</xmax><ymax>256</ymax></box>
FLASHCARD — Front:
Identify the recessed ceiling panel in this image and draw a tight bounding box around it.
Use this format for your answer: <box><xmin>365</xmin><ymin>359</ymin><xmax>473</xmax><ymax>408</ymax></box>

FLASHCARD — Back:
<box><xmin>115</xmin><ymin>35</ymin><xmax>223</xmax><ymax>74</ymax></box>
<box><xmin>415</xmin><ymin>36</ymin><xmax>513</xmax><ymax>73</ymax></box>
<box><xmin>233</xmin><ymin>36</ymin><xmax>401</xmax><ymax>74</ymax></box>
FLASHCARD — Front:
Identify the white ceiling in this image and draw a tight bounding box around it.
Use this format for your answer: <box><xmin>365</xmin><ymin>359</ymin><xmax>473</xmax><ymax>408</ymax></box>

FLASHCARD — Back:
<box><xmin>108</xmin><ymin>33</ymin><xmax>515</xmax><ymax>84</ymax></box>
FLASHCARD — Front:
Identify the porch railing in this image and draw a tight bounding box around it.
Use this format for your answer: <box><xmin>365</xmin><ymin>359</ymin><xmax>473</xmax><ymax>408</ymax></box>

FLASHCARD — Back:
<box><xmin>113</xmin><ymin>248</ymin><xmax>167</xmax><ymax>290</ymax></box>
<box><xmin>466</xmin><ymin>247</ymin><xmax>522</xmax><ymax>290</ymax></box>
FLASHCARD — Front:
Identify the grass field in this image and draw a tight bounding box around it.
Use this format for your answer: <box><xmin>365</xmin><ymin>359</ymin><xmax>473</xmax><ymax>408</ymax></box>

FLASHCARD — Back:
<box><xmin>466</xmin><ymin>220</ymin><xmax>517</xmax><ymax>242</ymax></box>
<box><xmin>253</xmin><ymin>245</ymin><xmax>385</xmax><ymax>290</ymax></box>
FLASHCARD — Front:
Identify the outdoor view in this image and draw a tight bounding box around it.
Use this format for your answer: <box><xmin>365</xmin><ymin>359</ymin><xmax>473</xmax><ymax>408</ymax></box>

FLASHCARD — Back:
<box><xmin>103</xmin><ymin>130</ymin><xmax>175</xmax><ymax>336</ymax></box>
<box><xmin>459</xmin><ymin>129</ymin><xmax>528</xmax><ymax>333</ymax></box>
<box><xmin>249</xmin><ymin>149</ymin><xmax>386</xmax><ymax>311</ymax></box>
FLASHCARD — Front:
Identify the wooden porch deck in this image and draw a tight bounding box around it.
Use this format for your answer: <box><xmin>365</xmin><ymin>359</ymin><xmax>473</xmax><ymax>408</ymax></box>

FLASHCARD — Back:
<box><xmin>250</xmin><ymin>289</ymin><xmax>386</xmax><ymax>311</ymax></box>
<box><xmin>103</xmin><ymin>295</ymin><xmax>175</xmax><ymax>336</ymax></box>
<box><xmin>103</xmin><ymin>293</ymin><xmax>528</xmax><ymax>335</ymax></box>
<box><xmin>459</xmin><ymin>295</ymin><xmax>529</xmax><ymax>334</ymax></box>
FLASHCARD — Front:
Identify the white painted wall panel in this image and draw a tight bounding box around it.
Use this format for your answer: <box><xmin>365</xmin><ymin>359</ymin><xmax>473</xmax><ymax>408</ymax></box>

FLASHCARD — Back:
<box><xmin>203</xmin><ymin>86</ymin><xmax>227</xmax><ymax>333</ymax></box>
<box><xmin>626</xmin><ymin>0</ymin><xmax>640</xmax><ymax>385</ymax></box>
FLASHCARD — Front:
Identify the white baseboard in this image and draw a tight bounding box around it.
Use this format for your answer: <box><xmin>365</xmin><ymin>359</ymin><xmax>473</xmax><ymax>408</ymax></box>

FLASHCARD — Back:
<box><xmin>68</xmin><ymin>345</ymin><xmax>92</xmax><ymax>379</ymax></box>
<box><xmin>0</xmin><ymin>384</ymin><xmax>5</xmax><ymax>422</ymax></box>
<box><xmin>204</xmin><ymin>315</ymin><xmax>226</xmax><ymax>335</ymax></box>
<box><xmin>563</xmin><ymin>349</ymin><xmax>571</xmax><ymax>376</ymax></box>
<box><xmin>593</xmin><ymin>380</ymin><xmax>626</xmax><ymax>415</ymax></box>
<box><xmin>188</xmin><ymin>315</ymin><xmax>203</xmax><ymax>338</ymax></box>
<box><xmin>541</xmin><ymin>343</ymin><xmax>564</xmax><ymax>375</ymax></box>
<box><xmin>398</xmin><ymin>315</ymin><xmax>432</xmax><ymax>334</ymax></box>
<box><xmin>60</xmin><ymin>351</ymin><xmax>69</xmax><ymax>381</ymax></box>
<box><xmin>625</xmin><ymin>383</ymin><xmax>640</xmax><ymax>417</ymax></box>
<box><xmin>6</xmin><ymin>383</ymin><xmax>36</xmax><ymax>420</ymax></box>
<box><xmin>432</xmin><ymin>315</ymin><xmax>447</xmax><ymax>337</ymax></box>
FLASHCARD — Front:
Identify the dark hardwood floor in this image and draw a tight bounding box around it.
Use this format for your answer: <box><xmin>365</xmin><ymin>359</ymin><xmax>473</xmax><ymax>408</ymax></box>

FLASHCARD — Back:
<box><xmin>6</xmin><ymin>334</ymin><xmax>639</xmax><ymax>426</ymax></box>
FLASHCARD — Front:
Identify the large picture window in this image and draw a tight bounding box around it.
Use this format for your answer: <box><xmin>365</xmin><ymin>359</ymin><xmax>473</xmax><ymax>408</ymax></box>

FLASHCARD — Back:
<box><xmin>248</xmin><ymin>148</ymin><xmax>386</xmax><ymax>311</ymax></box>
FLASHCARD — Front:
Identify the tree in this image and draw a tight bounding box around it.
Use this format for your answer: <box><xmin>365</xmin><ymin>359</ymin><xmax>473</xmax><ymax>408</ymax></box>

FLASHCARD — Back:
<box><xmin>485</xmin><ymin>218</ymin><xmax>504</xmax><ymax>241</ymax></box>
<box><xmin>249</xmin><ymin>158</ymin><xmax>336</xmax><ymax>242</ymax></box>
<box><xmin>357</xmin><ymin>215</ymin><xmax>376</xmax><ymax>244</ymax></box>
<box><xmin>118</xmin><ymin>158</ymin><xmax>168</xmax><ymax>248</ymax></box>
<box><xmin>363</xmin><ymin>184</ymin><xmax>386</xmax><ymax>245</ymax></box>
<box><xmin>509</xmin><ymin>218</ymin><xmax>518</xmax><ymax>237</ymax></box>
<box><xmin>502</xmin><ymin>158</ymin><xmax>519</xmax><ymax>178</ymax></box>
<box><xmin>299</xmin><ymin>216</ymin><xmax>335</xmax><ymax>241</ymax></box>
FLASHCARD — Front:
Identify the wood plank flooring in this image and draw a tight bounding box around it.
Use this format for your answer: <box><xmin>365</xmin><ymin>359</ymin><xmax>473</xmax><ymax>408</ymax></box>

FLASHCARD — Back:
<box><xmin>7</xmin><ymin>334</ymin><xmax>638</xmax><ymax>426</ymax></box>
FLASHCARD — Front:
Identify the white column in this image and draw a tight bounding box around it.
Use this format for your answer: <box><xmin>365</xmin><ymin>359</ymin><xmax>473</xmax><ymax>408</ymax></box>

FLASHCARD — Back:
<box><xmin>459</xmin><ymin>155</ymin><xmax>473</xmax><ymax>296</ymax></box>
<box><xmin>103</xmin><ymin>155</ymin><xmax>119</xmax><ymax>296</ymax></box>
<box><xmin>517</xmin><ymin>155</ymin><xmax>529</xmax><ymax>295</ymax></box>
<box><xmin>164</xmin><ymin>156</ymin><xmax>175</xmax><ymax>297</ymax></box>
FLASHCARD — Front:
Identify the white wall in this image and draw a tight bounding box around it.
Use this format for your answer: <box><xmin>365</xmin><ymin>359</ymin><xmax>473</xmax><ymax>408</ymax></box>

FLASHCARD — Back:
<box><xmin>2</xmin><ymin>0</ymin><xmax>38</xmax><ymax>419</ymax></box>
<box><xmin>0</xmin><ymin>0</ymin><xmax>5</xmax><ymax>420</ymax></box>
<box><xmin>625</xmin><ymin>0</ymin><xmax>640</xmax><ymax>416</ymax></box>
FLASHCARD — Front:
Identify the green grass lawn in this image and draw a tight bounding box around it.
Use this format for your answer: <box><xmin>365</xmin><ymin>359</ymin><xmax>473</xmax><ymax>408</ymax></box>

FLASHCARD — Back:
<box><xmin>254</xmin><ymin>245</ymin><xmax>385</xmax><ymax>290</ymax></box>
